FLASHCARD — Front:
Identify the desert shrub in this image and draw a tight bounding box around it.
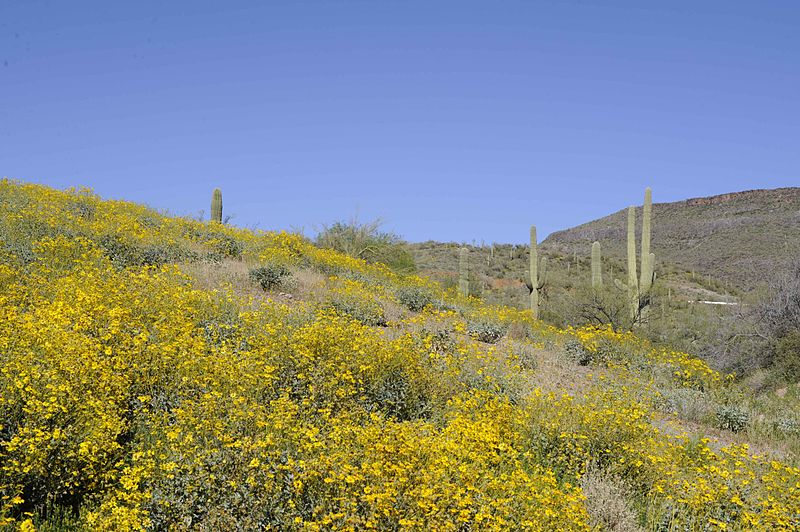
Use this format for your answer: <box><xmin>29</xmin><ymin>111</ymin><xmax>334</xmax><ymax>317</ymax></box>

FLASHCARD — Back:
<box><xmin>569</xmin><ymin>286</ymin><xmax>630</xmax><ymax>332</ymax></box>
<box><xmin>67</xmin><ymin>199</ymin><xmax>96</xmax><ymax>220</ymax></box>
<box><xmin>326</xmin><ymin>280</ymin><xmax>388</xmax><ymax>327</ymax></box>
<box><xmin>592</xmin><ymin>338</ymin><xmax>627</xmax><ymax>365</ymax></box>
<box><xmin>774</xmin><ymin>416</ymin><xmax>800</xmax><ymax>436</ymax></box>
<box><xmin>716</xmin><ymin>405</ymin><xmax>750</xmax><ymax>433</ymax></box>
<box><xmin>140</xmin><ymin>245</ymin><xmax>175</xmax><ymax>266</ymax></box>
<box><xmin>565</xmin><ymin>338</ymin><xmax>593</xmax><ymax>366</ymax></box>
<box><xmin>466</xmin><ymin>318</ymin><xmax>506</xmax><ymax>344</ymax></box>
<box><xmin>0</xmin><ymin>239</ymin><xmax>36</xmax><ymax>266</ymax></box>
<box><xmin>203</xmin><ymin>234</ymin><xmax>244</xmax><ymax>261</ymax></box>
<box><xmin>362</xmin><ymin>367</ymin><xmax>433</xmax><ymax>421</ymax></box>
<box><xmin>316</xmin><ymin>218</ymin><xmax>416</xmax><ymax>273</ymax></box>
<box><xmin>709</xmin><ymin>260</ymin><xmax>800</xmax><ymax>377</ymax></box>
<box><xmin>329</xmin><ymin>296</ymin><xmax>386</xmax><ymax>327</ymax></box>
<box><xmin>249</xmin><ymin>264</ymin><xmax>293</xmax><ymax>291</ymax></box>
<box><xmin>775</xmin><ymin>330</ymin><xmax>800</xmax><ymax>382</ymax></box>
<box><xmin>98</xmin><ymin>235</ymin><xmax>187</xmax><ymax>267</ymax></box>
<box><xmin>395</xmin><ymin>285</ymin><xmax>434</xmax><ymax>312</ymax></box>
<box><xmin>99</xmin><ymin>234</ymin><xmax>141</xmax><ymax>267</ymax></box>
<box><xmin>427</xmin><ymin>328</ymin><xmax>456</xmax><ymax>355</ymax></box>
<box><xmin>215</xmin><ymin>235</ymin><xmax>245</xmax><ymax>259</ymax></box>
<box><xmin>660</xmin><ymin>388</ymin><xmax>717</xmax><ymax>424</ymax></box>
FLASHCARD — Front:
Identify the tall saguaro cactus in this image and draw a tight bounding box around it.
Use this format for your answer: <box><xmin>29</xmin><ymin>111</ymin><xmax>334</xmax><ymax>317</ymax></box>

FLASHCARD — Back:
<box><xmin>527</xmin><ymin>225</ymin><xmax>548</xmax><ymax>319</ymax></box>
<box><xmin>614</xmin><ymin>187</ymin><xmax>655</xmax><ymax>323</ymax></box>
<box><xmin>458</xmin><ymin>247</ymin><xmax>470</xmax><ymax>297</ymax></box>
<box><xmin>639</xmin><ymin>187</ymin><xmax>652</xmax><ymax>294</ymax></box>
<box><xmin>211</xmin><ymin>188</ymin><xmax>223</xmax><ymax>223</ymax></box>
<box><xmin>591</xmin><ymin>241</ymin><xmax>603</xmax><ymax>291</ymax></box>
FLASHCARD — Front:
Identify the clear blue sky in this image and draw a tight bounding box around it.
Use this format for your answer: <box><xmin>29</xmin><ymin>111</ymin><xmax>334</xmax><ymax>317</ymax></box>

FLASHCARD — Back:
<box><xmin>2</xmin><ymin>1</ymin><xmax>798</xmax><ymax>243</ymax></box>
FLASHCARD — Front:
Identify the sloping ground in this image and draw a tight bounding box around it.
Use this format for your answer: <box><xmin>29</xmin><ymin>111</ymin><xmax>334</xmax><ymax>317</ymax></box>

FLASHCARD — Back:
<box><xmin>1</xmin><ymin>179</ymin><xmax>799</xmax><ymax>530</ymax></box>
<box><xmin>408</xmin><ymin>238</ymin><xmax>736</xmax><ymax>314</ymax></box>
<box><xmin>544</xmin><ymin>187</ymin><xmax>800</xmax><ymax>291</ymax></box>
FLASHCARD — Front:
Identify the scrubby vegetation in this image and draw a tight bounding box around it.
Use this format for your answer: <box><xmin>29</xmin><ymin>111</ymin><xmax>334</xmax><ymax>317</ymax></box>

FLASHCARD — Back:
<box><xmin>316</xmin><ymin>218</ymin><xmax>416</xmax><ymax>275</ymax></box>
<box><xmin>1</xmin><ymin>179</ymin><xmax>799</xmax><ymax>530</ymax></box>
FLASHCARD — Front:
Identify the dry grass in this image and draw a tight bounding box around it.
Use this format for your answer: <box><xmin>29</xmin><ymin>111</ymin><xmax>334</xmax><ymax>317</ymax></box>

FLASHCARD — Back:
<box><xmin>580</xmin><ymin>467</ymin><xmax>643</xmax><ymax>532</ymax></box>
<box><xmin>290</xmin><ymin>267</ymin><xmax>328</xmax><ymax>300</ymax></box>
<box><xmin>179</xmin><ymin>259</ymin><xmax>259</xmax><ymax>298</ymax></box>
<box><xmin>180</xmin><ymin>260</ymin><xmax>333</xmax><ymax>307</ymax></box>
<box><xmin>526</xmin><ymin>346</ymin><xmax>593</xmax><ymax>396</ymax></box>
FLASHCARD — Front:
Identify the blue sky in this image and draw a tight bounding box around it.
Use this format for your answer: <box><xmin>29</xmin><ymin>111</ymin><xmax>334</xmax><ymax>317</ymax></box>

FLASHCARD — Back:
<box><xmin>2</xmin><ymin>1</ymin><xmax>798</xmax><ymax>243</ymax></box>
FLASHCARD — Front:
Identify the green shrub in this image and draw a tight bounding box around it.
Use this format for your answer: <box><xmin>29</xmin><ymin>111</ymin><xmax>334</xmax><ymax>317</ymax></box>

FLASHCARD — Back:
<box><xmin>395</xmin><ymin>286</ymin><xmax>434</xmax><ymax>312</ymax></box>
<box><xmin>716</xmin><ymin>405</ymin><xmax>750</xmax><ymax>433</ymax></box>
<box><xmin>565</xmin><ymin>338</ymin><xmax>593</xmax><ymax>366</ymax></box>
<box><xmin>206</xmin><ymin>234</ymin><xmax>244</xmax><ymax>261</ymax></box>
<box><xmin>329</xmin><ymin>297</ymin><xmax>387</xmax><ymax>327</ymax></box>
<box><xmin>99</xmin><ymin>234</ymin><xmax>140</xmax><ymax>267</ymax></box>
<box><xmin>99</xmin><ymin>235</ymin><xmax>188</xmax><ymax>268</ymax></box>
<box><xmin>774</xmin><ymin>417</ymin><xmax>800</xmax><ymax>436</ymax></box>
<box><xmin>467</xmin><ymin>319</ymin><xmax>506</xmax><ymax>344</ymax></box>
<box><xmin>249</xmin><ymin>264</ymin><xmax>293</xmax><ymax>291</ymax></box>
<box><xmin>362</xmin><ymin>368</ymin><xmax>431</xmax><ymax>421</ymax></box>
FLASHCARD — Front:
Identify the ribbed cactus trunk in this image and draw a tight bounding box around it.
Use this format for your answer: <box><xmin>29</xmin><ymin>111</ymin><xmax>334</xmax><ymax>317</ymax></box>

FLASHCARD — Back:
<box><xmin>626</xmin><ymin>206</ymin><xmax>638</xmax><ymax>322</ymax></box>
<box><xmin>591</xmin><ymin>241</ymin><xmax>602</xmax><ymax>290</ymax></box>
<box><xmin>639</xmin><ymin>187</ymin><xmax>652</xmax><ymax>293</ymax></box>
<box><xmin>211</xmin><ymin>188</ymin><xmax>223</xmax><ymax>223</ymax></box>
<box><xmin>616</xmin><ymin>188</ymin><xmax>656</xmax><ymax>324</ymax></box>
<box><xmin>458</xmin><ymin>247</ymin><xmax>469</xmax><ymax>297</ymax></box>
<box><xmin>529</xmin><ymin>226</ymin><xmax>538</xmax><ymax>318</ymax></box>
<box><xmin>528</xmin><ymin>226</ymin><xmax>549</xmax><ymax>319</ymax></box>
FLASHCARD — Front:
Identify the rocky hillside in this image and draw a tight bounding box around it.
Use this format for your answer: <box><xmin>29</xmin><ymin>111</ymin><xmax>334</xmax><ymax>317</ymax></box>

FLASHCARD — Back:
<box><xmin>544</xmin><ymin>187</ymin><xmax>800</xmax><ymax>291</ymax></box>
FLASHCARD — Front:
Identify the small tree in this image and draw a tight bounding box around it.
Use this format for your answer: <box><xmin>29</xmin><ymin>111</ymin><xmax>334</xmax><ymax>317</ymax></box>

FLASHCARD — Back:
<box><xmin>573</xmin><ymin>286</ymin><xmax>630</xmax><ymax>331</ymax></box>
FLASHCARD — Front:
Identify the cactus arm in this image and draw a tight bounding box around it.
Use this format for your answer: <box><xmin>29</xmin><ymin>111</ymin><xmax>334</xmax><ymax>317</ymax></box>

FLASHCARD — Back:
<box><xmin>537</xmin><ymin>256</ymin><xmax>547</xmax><ymax>290</ymax></box>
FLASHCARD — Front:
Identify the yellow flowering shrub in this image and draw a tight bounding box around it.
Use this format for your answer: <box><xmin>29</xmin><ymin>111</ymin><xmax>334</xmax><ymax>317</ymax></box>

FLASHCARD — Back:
<box><xmin>566</xmin><ymin>324</ymin><xmax>724</xmax><ymax>390</ymax></box>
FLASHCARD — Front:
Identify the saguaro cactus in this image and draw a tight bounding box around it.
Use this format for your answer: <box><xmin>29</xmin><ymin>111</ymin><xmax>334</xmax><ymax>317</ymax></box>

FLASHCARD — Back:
<box><xmin>458</xmin><ymin>247</ymin><xmax>469</xmax><ymax>297</ymax></box>
<box><xmin>527</xmin><ymin>225</ymin><xmax>548</xmax><ymax>319</ymax></box>
<box><xmin>211</xmin><ymin>188</ymin><xmax>223</xmax><ymax>223</ymax></box>
<box><xmin>591</xmin><ymin>241</ymin><xmax>603</xmax><ymax>290</ymax></box>
<box><xmin>639</xmin><ymin>187</ymin><xmax>652</xmax><ymax>294</ymax></box>
<box><xmin>614</xmin><ymin>187</ymin><xmax>655</xmax><ymax>323</ymax></box>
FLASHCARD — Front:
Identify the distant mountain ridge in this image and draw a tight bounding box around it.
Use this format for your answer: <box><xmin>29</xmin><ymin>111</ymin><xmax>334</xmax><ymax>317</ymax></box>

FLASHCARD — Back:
<box><xmin>542</xmin><ymin>186</ymin><xmax>800</xmax><ymax>291</ymax></box>
<box><xmin>684</xmin><ymin>187</ymin><xmax>799</xmax><ymax>206</ymax></box>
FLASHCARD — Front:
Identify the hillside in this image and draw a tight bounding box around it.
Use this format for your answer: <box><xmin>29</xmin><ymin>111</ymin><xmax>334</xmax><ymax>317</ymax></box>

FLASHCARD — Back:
<box><xmin>412</xmin><ymin>187</ymin><xmax>800</xmax><ymax>305</ymax></box>
<box><xmin>408</xmin><ymin>189</ymin><xmax>795</xmax><ymax>357</ymax></box>
<box><xmin>544</xmin><ymin>187</ymin><xmax>800</xmax><ymax>292</ymax></box>
<box><xmin>1</xmin><ymin>179</ymin><xmax>799</xmax><ymax>530</ymax></box>
<box><xmin>408</xmin><ymin>239</ymin><xmax>737</xmax><ymax>353</ymax></box>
